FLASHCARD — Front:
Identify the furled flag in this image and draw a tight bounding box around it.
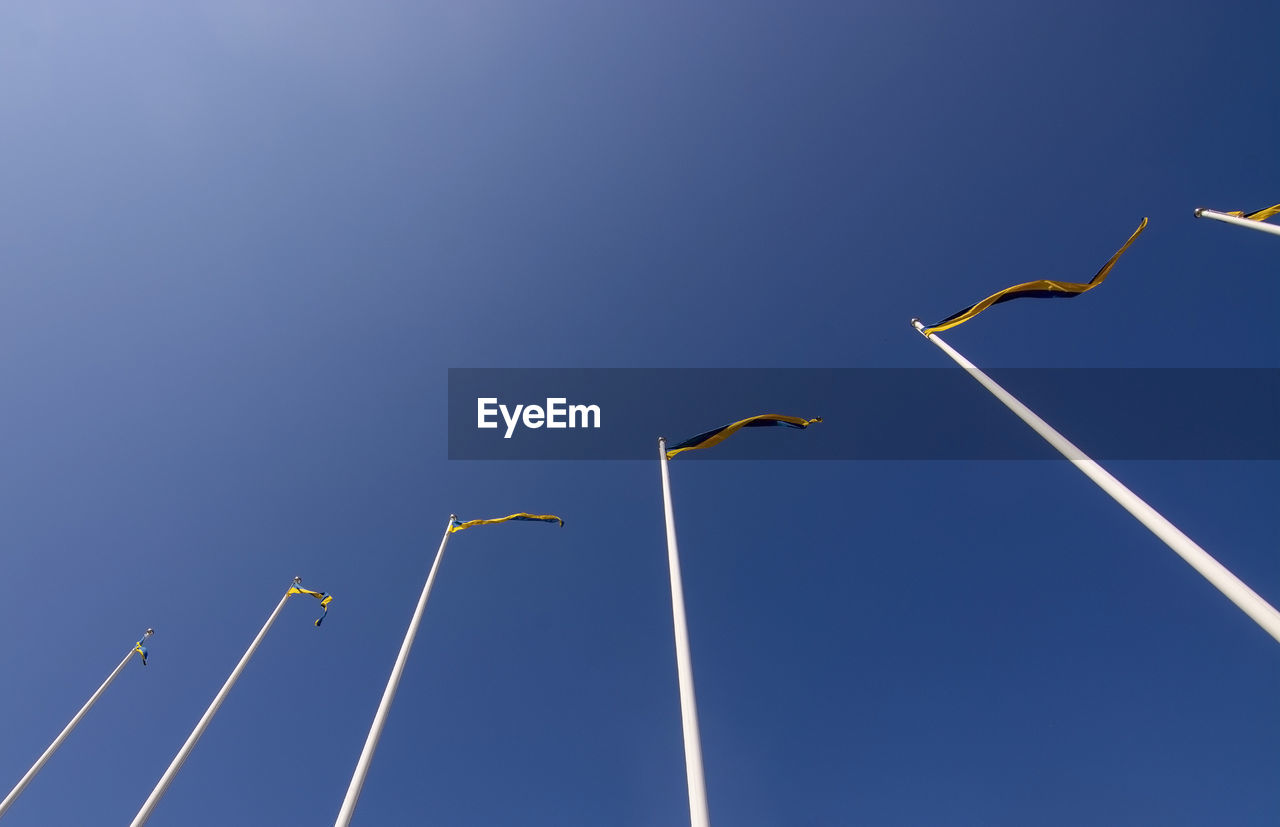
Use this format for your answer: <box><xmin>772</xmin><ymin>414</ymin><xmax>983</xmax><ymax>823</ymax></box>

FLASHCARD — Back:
<box><xmin>287</xmin><ymin>586</ymin><xmax>334</xmax><ymax>627</ymax></box>
<box><xmin>133</xmin><ymin>638</ymin><xmax>150</xmax><ymax>666</ymax></box>
<box><xmin>919</xmin><ymin>217</ymin><xmax>1148</xmax><ymax>335</ymax></box>
<box><xmin>1222</xmin><ymin>203</ymin><xmax>1280</xmax><ymax>222</ymax></box>
<box><xmin>449</xmin><ymin>513</ymin><xmax>565</xmax><ymax>532</ymax></box>
<box><xmin>665</xmin><ymin>414</ymin><xmax>822</xmax><ymax>459</ymax></box>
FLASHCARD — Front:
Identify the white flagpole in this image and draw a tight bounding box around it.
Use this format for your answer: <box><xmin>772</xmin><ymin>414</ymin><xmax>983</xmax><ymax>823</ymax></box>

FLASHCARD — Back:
<box><xmin>333</xmin><ymin>516</ymin><xmax>455</xmax><ymax>827</ymax></box>
<box><xmin>0</xmin><ymin>629</ymin><xmax>153</xmax><ymax>819</ymax></box>
<box><xmin>911</xmin><ymin>320</ymin><xmax>1280</xmax><ymax>644</ymax></box>
<box><xmin>130</xmin><ymin>580</ymin><xmax>302</xmax><ymax>826</ymax></box>
<box><xmin>658</xmin><ymin>438</ymin><xmax>711</xmax><ymax>827</ymax></box>
<box><xmin>1194</xmin><ymin>208</ymin><xmax>1280</xmax><ymax>238</ymax></box>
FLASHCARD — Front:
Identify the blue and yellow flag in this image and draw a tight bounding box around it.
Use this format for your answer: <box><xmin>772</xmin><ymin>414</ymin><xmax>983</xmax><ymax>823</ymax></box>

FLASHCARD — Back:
<box><xmin>1224</xmin><ymin>203</ymin><xmax>1280</xmax><ymax>222</ymax></box>
<box><xmin>920</xmin><ymin>217</ymin><xmax>1148</xmax><ymax>335</ymax></box>
<box><xmin>133</xmin><ymin>639</ymin><xmax>149</xmax><ymax>666</ymax></box>
<box><xmin>449</xmin><ymin>513</ymin><xmax>564</xmax><ymax>532</ymax></box>
<box><xmin>665</xmin><ymin>414</ymin><xmax>822</xmax><ymax>459</ymax></box>
<box><xmin>287</xmin><ymin>586</ymin><xmax>333</xmax><ymax>627</ymax></box>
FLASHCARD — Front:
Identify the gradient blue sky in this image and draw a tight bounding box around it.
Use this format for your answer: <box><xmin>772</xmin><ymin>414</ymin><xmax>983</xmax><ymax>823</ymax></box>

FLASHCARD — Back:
<box><xmin>2</xmin><ymin>3</ymin><xmax>1277</xmax><ymax>825</ymax></box>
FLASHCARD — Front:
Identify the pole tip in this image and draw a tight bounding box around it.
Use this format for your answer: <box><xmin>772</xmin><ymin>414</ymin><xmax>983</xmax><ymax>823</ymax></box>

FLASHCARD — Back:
<box><xmin>293</xmin><ymin>576</ymin><xmax>302</xmax><ymax>584</ymax></box>
<box><xmin>1193</xmin><ymin>207</ymin><xmax>1205</xmax><ymax>218</ymax></box>
<box><xmin>145</xmin><ymin>628</ymin><xmax>154</xmax><ymax>636</ymax></box>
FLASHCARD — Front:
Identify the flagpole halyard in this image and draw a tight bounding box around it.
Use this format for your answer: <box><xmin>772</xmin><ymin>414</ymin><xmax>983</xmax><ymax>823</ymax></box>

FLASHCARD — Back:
<box><xmin>333</xmin><ymin>516</ymin><xmax>455</xmax><ymax>827</ymax></box>
<box><xmin>658</xmin><ymin>437</ymin><xmax>712</xmax><ymax>827</ymax></box>
<box><xmin>130</xmin><ymin>582</ymin><xmax>302</xmax><ymax>826</ymax></box>
<box><xmin>911</xmin><ymin>320</ymin><xmax>1280</xmax><ymax>644</ymax></box>
<box><xmin>0</xmin><ymin>630</ymin><xmax>153</xmax><ymax>819</ymax></box>
<box><xmin>1194</xmin><ymin>208</ymin><xmax>1280</xmax><ymax>238</ymax></box>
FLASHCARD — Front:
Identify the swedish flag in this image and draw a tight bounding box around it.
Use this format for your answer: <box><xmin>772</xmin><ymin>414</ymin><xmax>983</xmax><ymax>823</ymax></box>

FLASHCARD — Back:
<box><xmin>665</xmin><ymin>414</ymin><xmax>822</xmax><ymax>459</ymax></box>
<box><xmin>133</xmin><ymin>639</ymin><xmax>149</xmax><ymax>666</ymax></box>
<box><xmin>1224</xmin><ymin>203</ymin><xmax>1280</xmax><ymax>222</ymax></box>
<box><xmin>449</xmin><ymin>513</ymin><xmax>564</xmax><ymax>533</ymax></box>
<box><xmin>287</xmin><ymin>586</ymin><xmax>333</xmax><ymax>627</ymax></box>
<box><xmin>920</xmin><ymin>218</ymin><xmax>1148</xmax><ymax>335</ymax></box>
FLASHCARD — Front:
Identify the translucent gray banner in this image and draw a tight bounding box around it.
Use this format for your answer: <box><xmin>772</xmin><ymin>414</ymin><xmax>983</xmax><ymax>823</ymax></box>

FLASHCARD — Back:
<box><xmin>447</xmin><ymin>368</ymin><xmax>1279</xmax><ymax>460</ymax></box>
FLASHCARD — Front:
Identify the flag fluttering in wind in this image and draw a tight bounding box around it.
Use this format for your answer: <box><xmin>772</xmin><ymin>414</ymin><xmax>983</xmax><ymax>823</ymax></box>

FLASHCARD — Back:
<box><xmin>449</xmin><ymin>513</ymin><xmax>564</xmax><ymax>532</ymax></box>
<box><xmin>1223</xmin><ymin>203</ymin><xmax>1280</xmax><ymax>222</ymax></box>
<box><xmin>334</xmin><ymin>512</ymin><xmax>565</xmax><ymax>827</ymax></box>
<box><xmin>656</xmin><ymin>414</ymin><xmax>819</xmax><ymax>827</ymax></box>
<box><xmin>130</xmin><ymin>580</ymin><xmax>331</xmax><ymax>826</ymax></box>
<box><xmin>665</xmin><ymin>414</ymin><xmax>822</xmax><ymax>459</ymax></box>
<box><xmin>1</xmin><ymin>628</ymin><xmax>154</xmax><ymax>818</ymax></box>
<box><xmin>287</xmin><ymin>586</ymin><xmax>334</xmax><ymax>627</ymax></box>
<box><xmin>919</xmin><ymin>217</ymin><xmax>1148</xmax><ymax>335</ymax></box>
<box><xmin>909</xmin><ymin>219</ymin><xmax>1280</xmax><ymax>646</ymax></box>
<box><xmin>1193</xmin><ymin>204</ymin><xmax>1280</xmax><ymax>238</ymax></box>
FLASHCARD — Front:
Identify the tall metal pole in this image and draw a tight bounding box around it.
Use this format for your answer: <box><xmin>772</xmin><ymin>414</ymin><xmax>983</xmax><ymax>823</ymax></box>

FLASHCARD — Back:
<box><xmin>0</xmin><ymin>630</ymin><xmax>153</xmax><ymax>819</ymax></box>
<box><xmin>1194</xmin><ymin>208</ymin><xmax>1280</xmax><ymax>238</ymax></box>
<box><xmin>658</xmin><ymin>438</ymin><xmax>711</xmax><ymax>827</ymax></box>
<box><xmin>912</xmin><ymin>320</ymin><xmax>1280</xmax><ymax>644</ymax></box>
<box><xmin>333</xmin><ymin>516</ymin><xmax>455</xmax><ymax>827</ymax></box>
<box><xmin>131</xmin><ymin>582</ymin><xmax>299</xmax><ymax>826</ymax></box>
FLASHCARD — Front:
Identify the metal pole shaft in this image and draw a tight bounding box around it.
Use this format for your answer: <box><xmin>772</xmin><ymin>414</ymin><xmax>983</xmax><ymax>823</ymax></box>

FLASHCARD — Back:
<box><xmin>131</xmin><ymin>591</ymin><xmax>293</xmax><ymax>826</ymax></box>
<box><xmin>0</xmin><ymin>632</ymin><xmax>150</xmax><ymax>819</ymax></box>
<box><xmin>1194</xmin><ymin>208</ymin><xmax>1280</xmax><ymax>238</ymax></box>
<box><xmin>658</xmin><ymin>438</ymin><xmax>711</xmax><ymax>827</ymax></box>
<box><xmin>913</xmin><ymin>320</ymin><xmax>1280</xmax><ymax>644</ymax></box>
<box><xmin>333</xmin><ymin>517</ymin><xmax>455</xmax><ymax>827</ymax></box>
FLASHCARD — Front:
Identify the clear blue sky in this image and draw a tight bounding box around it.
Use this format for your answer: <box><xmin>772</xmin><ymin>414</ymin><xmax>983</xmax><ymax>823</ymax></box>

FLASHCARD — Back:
<box><xmin>2</xmin><ymin>2</ymin><xmax>1277</xmax><ymax>825</ymax></box>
